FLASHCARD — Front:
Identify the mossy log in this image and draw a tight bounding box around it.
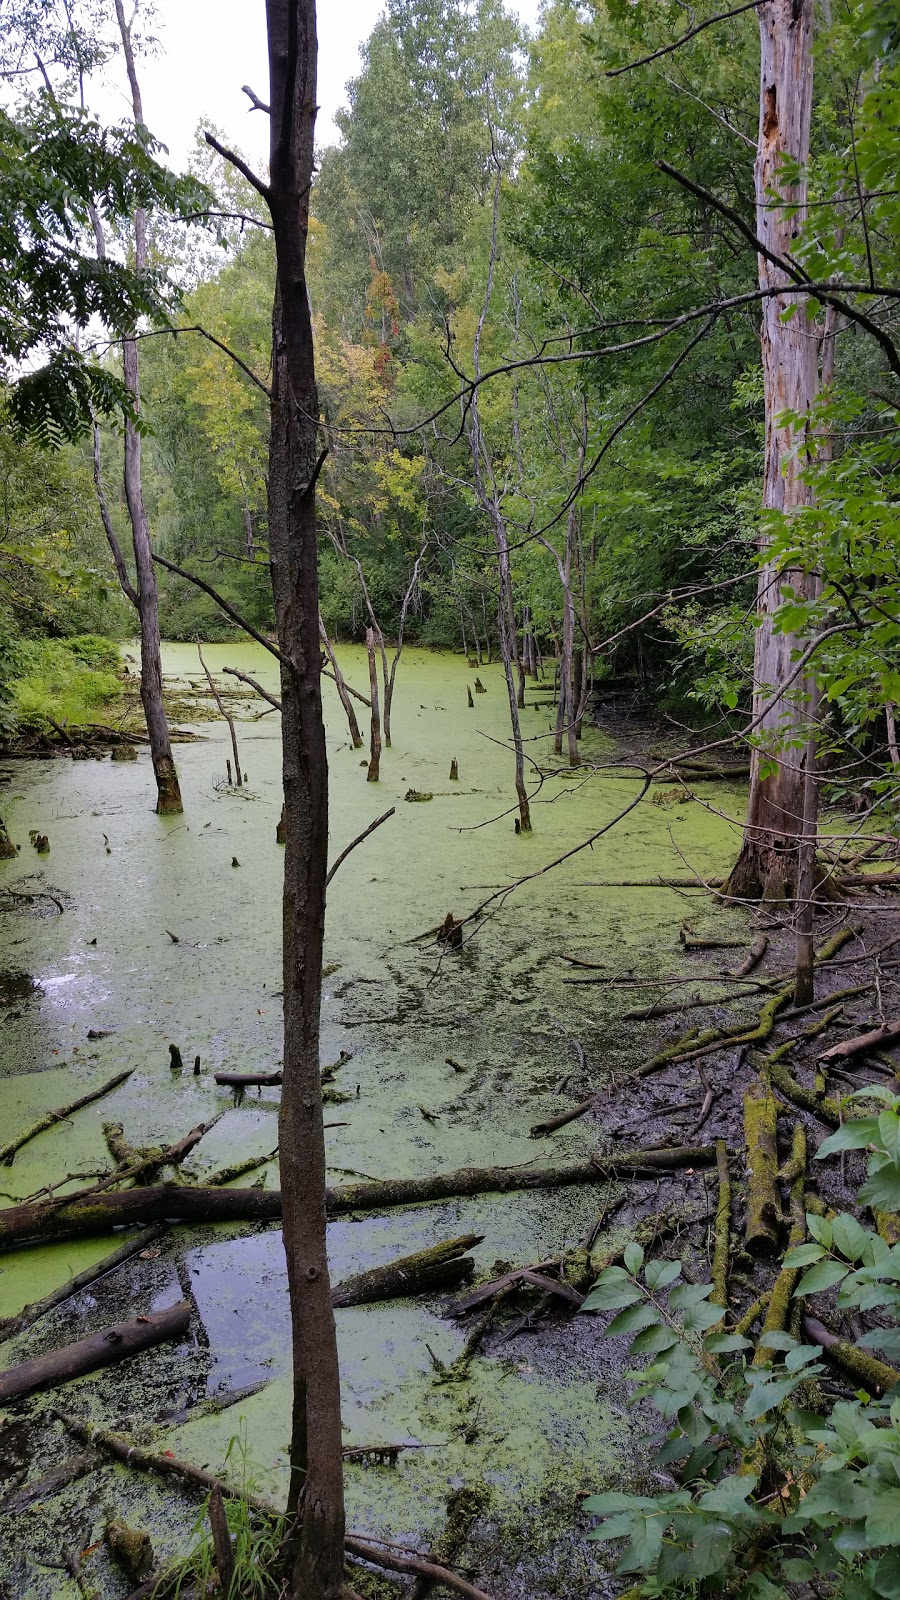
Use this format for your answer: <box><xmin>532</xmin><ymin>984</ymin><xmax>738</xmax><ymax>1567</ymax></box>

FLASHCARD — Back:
<box><xmin>0</xmin><ymin>1300</ymin><xmax>190</xmax><ymax>1402</ymax></box>
<box><xmin>753</xmin><ymin>1125</ymin><xmax>806</xmax><ymax>1364</ymax></box>
<box><xmin>0</xmin><ymin>1149</ymin><xmax>719</xmax><ymax>1248</ymax></box>
<box><xmin>331</xmin><ymin>1234</ymin><xmax>482</xmax><ymax>1307</ymax></box>
<box><xmin>734</xmin><ymin>1291</ymin><xmax>771</xmax><ymax>1336</ymax></box>
<box><xmin>804</xmin><ymin>1314</ymin><xmax>900</xmax><ymax>1396</ymax></box>
<box><xmin>0</xmin><ymin>1069</ymin><xmax>133</xmax><ymax>1167</ymax></box>
<box><xmin>711</xmin><ymin>1140</ymin><xmax>731</xmax><ymax>1310</ymax></box>
<box><xmin>766</xmin><ymin>1059</ymin><xmax>841</xmax><ymax>1127</ymax></box>
<box><xmin>743</xmin><ymin>1080</ymin><xmax>781</xmax><ymax>1257</ymax></box>
<box><xmin>105</xmin><ymin>1518</ymin><xmax>154</xmax><ymax>1582</ymax></box>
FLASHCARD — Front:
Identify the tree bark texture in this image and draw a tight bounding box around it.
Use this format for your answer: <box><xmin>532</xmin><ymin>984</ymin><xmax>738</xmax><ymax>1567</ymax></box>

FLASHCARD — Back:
<box><xmin>729</xmin><ymin>0</ymin><xmax>817</xmax><ymax>900</ymax></box>
<box><xmin>113</xmin><ymin>0</ymin><xmax>183</xmax><ymax>816</ymax></box>
<box><xmin>264</xmin><ymin>2</ymin><xmax>346</xmax><ymax>1593</ymax></box>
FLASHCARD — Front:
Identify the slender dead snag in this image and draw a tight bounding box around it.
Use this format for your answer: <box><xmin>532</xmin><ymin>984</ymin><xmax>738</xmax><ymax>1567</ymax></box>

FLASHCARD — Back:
<box><xmin>887</xmin><ymin>705</ymin><xmax>900</xmax><ymax>767</ymax></box>
<box><xmin>465</xmin><ymin>162</ymin><xmax>531</xmax><ymax>831</ymax></box>
<box><xmin>197</xmin><ymin>645</ymin><xmax>242</xmax><ymax>785</ymax></box>
<box><xmin>319</xmin><ymin>615</ymin><xmax>363</xmax><ymax>747</ymax></box>
<box><xmin>261</xmin><ymin>0</ymin><xmax>345</xmax><ymax>1591</ymax></box>
<box><xmin>726</xmin><ymin>0</ymin><xmax>817</xmax><ymax>901</ymax></box>
<box><xmin>384</xmin><ymin>543</ymin><xmax>427</xmax><ymax>746</ymax></box>
<box><xmin>110</xmin><ymin>0</ymin><xmax>183</xmax><ymax>816</ymax></box>
<box><xmin>91</xmin><ymin>421</ymin><xmax>138</xmax><ymax>608</ymax></box>
<box><xmin>366</xmin><ymin>627</ymin><xmax>382</xmax><ymax>781</ymax></box>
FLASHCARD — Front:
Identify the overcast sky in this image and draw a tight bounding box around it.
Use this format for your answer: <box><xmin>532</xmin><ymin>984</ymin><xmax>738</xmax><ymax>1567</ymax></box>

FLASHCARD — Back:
<box><xmin>93</xmin><ymin>0</ymin><xmax>543</xmax><ymax>172</ymax></box>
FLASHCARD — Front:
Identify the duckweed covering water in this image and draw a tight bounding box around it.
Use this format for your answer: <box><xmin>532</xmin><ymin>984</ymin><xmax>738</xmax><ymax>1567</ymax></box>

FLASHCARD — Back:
<box><xmin>0</xmin><ymin>645</ymin><xmax>751</xmax><ymax>1597</ymax></box>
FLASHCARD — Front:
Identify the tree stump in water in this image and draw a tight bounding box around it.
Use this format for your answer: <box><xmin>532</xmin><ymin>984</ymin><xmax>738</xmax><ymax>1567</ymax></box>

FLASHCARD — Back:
<box><xmin>449</xmin><ymin>758</ymin><xmax>459</xmax><ymax>780</ymax></box>
<box><xmin>467</xmin><ymin>686</ymin><xmax>474</xmax><ymax>708</ymax></box>
<box><xmin>437</xmin><ymin>912</ymin><xmax>462</xmax><ymax>949</ymax></box>
<box><xmin>474</xmin><ymin>677</ymin><xmax>486</xmax><ymax>694</ymax></box>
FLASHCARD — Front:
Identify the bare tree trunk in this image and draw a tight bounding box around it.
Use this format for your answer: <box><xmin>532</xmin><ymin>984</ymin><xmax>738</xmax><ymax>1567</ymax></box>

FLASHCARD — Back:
<box><xmin>541</xmin><ymin>533</ymin><xmax>580</xmax><ymax>770</ymax></box>
<box><xmin>366</xmin><ymin>627</ymin><xmax>382</xmax><ymax>782</ymax></box>
<box><xmin>264</xmin><ymin>2</ymin><xmax>345</xmax><ymax>1593</ymax></box>
<box><xmin>318</xmin><ymin>616</ymin><xmax>362</xmax><ymax>748</ymax></box>
<box><xmin>197</xmin><ymin>646</ymin><xmax>242</xmax><ymax>785</ymax></box>
<box><xmin>466</xmin><ymin>165</ymin><xmax>531</xmax><ymax>832</ymax></box>
<box><xmin>888</xmin><ymin>705</ymin><xmax>900</xmax><ymax>767</ymax></box>
<box><xmin>350</xmin><ymin>560</ymin><xmax>391</xmax><ymax>744</ymax></box>
<box><xmin>384</xmin><ymin>544</ymin><xmax>426</xmax><ymax>747</ymax></box>
<box><xmin>727</xmin><ymin>0</ymin><xmax>816</xmax><ymax>901</ymax></box>
<box><xmin>112</xmin><ymin>1</ymin><xmax>183</xmax><ymax>817</ymax></box>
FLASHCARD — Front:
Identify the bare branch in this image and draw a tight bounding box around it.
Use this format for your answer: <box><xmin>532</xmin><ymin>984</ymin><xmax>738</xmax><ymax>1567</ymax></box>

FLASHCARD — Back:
<box><xmin>179</xmin><ymin>210</ymin><xmax>274</xmax><ymax>232</ymax></box>
<box><xmin>608</xmin><ymin>0</ymin><xmax>763</xmax><ymax>76</ymax></box>
<box><xmin>242</xmin><ymin>84</ymin><xmax>271</xmax><ymax>114</ymax></box>
<box><xmin>658</xmin><ymin>159</ymin><xmax>900</xmax><ymax>377</ymax></box>
<box><xmin>222</xmin><ymin>666</ymin><xmax>282</xmax><ymax>711</ymax></box>
<box><xmin>152</xmin><ymin>554</ymin><xmax>286</xmax><ymax>664</ymax></box>
<box><xmin>325</xmin><ymin>808</ymin><xmax>396</xmax><ymax>888</ymax></box>
<box><xmin>203</xmin><ymin>131</ymin><xmax>270</xmax><ymax>201</ymax></box>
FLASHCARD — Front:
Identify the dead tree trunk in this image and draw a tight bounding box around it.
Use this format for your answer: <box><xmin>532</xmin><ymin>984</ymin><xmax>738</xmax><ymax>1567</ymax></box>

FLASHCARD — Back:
<box><xmin>366</xmin><ymin>627</ymin><xmax>382</xmax><ymax>782</ymax></box>
<box><xmin>465</xmin><ymin>165</ymin><xmax>531</xmax><ymax>832</ymax></box>
<box><xmin>384</xmin><ymin>544</ymin><xmax>427</xmax><ymax>746</ymax></box>
<box><xmin>198</xmin><ymin>645</ymin><xmax>242</xmax><ymax>785</ymax></box>
<box><xmin>263</xmin><ymin>1</ymin><xmax>345</xmax><ymax>1593</ymax></box>
<box><xmin>318</xmin><ymin>616</ymin><xmax>363</xmax><ymax>748</ymax></box>
<box><xmin>727</xmin><ymin>0</ymin><xmax>817</xmax><ymax>901</ymax></box>
<box><xmin>112</xmin><ymin>0</ymin><xmax>183</xmax><ymax>816</ymax></box>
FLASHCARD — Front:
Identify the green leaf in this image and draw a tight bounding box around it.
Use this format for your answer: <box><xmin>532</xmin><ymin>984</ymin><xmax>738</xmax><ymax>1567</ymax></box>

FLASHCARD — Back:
<box><xmin>783</xmin><ymin>1243</ymin><xmax>828</xmax><ymax>1267</ymax></box>
<box><xmin>833</xmin><ymin>1213</ymin><xmax>874</xmax><ymax>1264</ymax></box>
<box><xmin>668</xmin><ymin>1282</ymin><xmax>715</xmax><ymax>1311</ymax></box>
<box><xmin>698</xmin><ymin>1473</ymin><xmax>757</xmax><ymax>1514</ymax></box>
<box><xmin>860</xmin><ymin>1166</ymin><xmax>900</xmax><ymax>1212</ymax></box>
<box><xmin>880</xmin><ymin>1111</ymin><xmax>900</xmax><ymax>1164</ymax></box>
<box><xmin>867</xmin><ymin>1488</ymin><xmax>900</xmax><ymax>1546</ymax></box>
<box><xmin>581</xmin><ymin>1492</ymin><xmax>649</xmax><ymax>1515</ymax></box>
<box><xmin>794</xmin><ymin>1260</ymin><xmax>850</xmax><ymax>1297</ymax></box>
<box><xmin>816</xmin><ymin>1119</ymin><xmax>880</xmax><ymax>1158</ymax></box>
<box><xmin>873</xmin><ymin>1549</ymin><xmax>900</xmax><ymax>1598</ymax></box>
<box><xmin>616</xmin><ymin>1511</ymin><xmax>663</xmax><ymax>1573</ymax></box>
<box><xmin>585</xmin><ymin>1513</ymin><xmax>636</xmax><ymax>1542</ymax></box>
<box><xmin>623</xmin><ymin>1241</ymin><xmax>644</xmax><ymax>1275</ymax></box>
<box><xmin>606</xmin><ymin>1302</ymin><xmax>659</xmax><ymax>1338</ymax></box>
<box><xmin>808</xmin><ymin>1214</ymin><xmax>834</xmax><ymax>1247</ymax></box>
<box><xmin>682</xmin><ymin>1299</ymin><xmax>728</xmax><ymax>1334</ymax></box>
<box><xmin>860</xmin><ymin>1329</ymin><xmax>900</xmax><ymax>1362</ymax></box>
<box><xmin>582</xmin><ymin>1269</ymin><xmax>645</xmax><ymax>1312</ymax></box>
<box><xmin>785</xmin><ymin>1343</ymin><xmax>825</xmax><ymax>1372</ymax></box>
<box><xmin>631</xmin><ymin>1323</ymin><xmax>681</xmax><ymax>1357</ymax></box>
<box><xmin>644</xmin><ymin>1259</ymin><xmax>681</xmax><ymax>1291</ymax></box>
<box><xmin>704</xmin><ymin>1331</ymin><xmax>752</xmax><ymax>1353</ymax></box>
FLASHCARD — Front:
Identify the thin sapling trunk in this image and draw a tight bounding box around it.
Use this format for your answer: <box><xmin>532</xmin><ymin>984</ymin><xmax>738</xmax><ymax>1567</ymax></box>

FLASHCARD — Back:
<box><xmin>366</xmin><ymin>626</ymin><xmax>382</xmax><ymax>781</ymax></box>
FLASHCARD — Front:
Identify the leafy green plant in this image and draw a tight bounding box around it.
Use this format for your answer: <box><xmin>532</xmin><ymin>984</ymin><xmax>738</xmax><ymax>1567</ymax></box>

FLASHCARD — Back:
<box><xmin>580</xmin><ymin>1141</ymin><xmax>900</xmax><ymax>1598</ymax></box>
<box><xmin>177</xmin><ymin>1429</ymin><xmax>287</xmax><ymax>1599</ymax></box>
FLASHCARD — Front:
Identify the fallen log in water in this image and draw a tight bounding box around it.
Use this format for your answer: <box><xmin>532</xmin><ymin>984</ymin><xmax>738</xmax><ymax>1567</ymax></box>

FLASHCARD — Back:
<box><xmin>213</xmin><ymin>1071</ymin><xmax>283</xmax><ymax>1088</ymax></box>
<box><xmin>331</xmin><ymin>1234</ymin><xmax>482</xmax><ymax>1307</ymax></box>
<box><xmin>5</xmin><ymin>1452</ymin><xmax>96</xmax><ymax>1514</ymax></box>
<box><xmin>0</xmin><ymin>1149</ymin><xmax>719</xmax><ymax>1247</ymax></box>
<box><xmin>0</xmin><ymin>1300</ymin><xmax>190</xmax><ymax>1402</ymax></box>
<box><xmin>0</xmin><ymin>1069</ymin><xmax>133</xmax><ymax>1167</ymax></box>
<box><xmin>0</xmin><ymin>1222</ymin><xmax>168</xmax><ymax>1340</ymax></box>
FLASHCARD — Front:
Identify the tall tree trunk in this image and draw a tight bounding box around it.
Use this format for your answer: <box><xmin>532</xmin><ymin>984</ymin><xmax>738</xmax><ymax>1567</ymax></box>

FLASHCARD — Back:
<box><xmin>265</xmin><ymin>2</ymin><xmax>345</xmax><ymax>1595</ymax></box>
<box><xmin>726</xmin><ymin>0</ymin><xmax>817</xmax><ymax>901</ymax></box>
<box><xmin>112</xmin><ymin>1</ymin><xmax>182</xmax><ymax>816</ymax></box>
<box><xmin>365</xmin><ymin>627</ymin><xmax>382</xmax><ymax>782</ymax></box>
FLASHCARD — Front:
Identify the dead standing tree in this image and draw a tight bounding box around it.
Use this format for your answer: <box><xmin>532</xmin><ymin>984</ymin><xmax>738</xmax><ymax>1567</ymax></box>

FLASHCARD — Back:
<box><xmin>205</xmin><ymin>0</ymin><xmax>345</xmax><ymax>1591</ymax></box>
<box><xmin>464</xmin><ymin>160</ymin><xmax>531</xmax><ymax>832</ymax></box>
<box><xmin>105</xmin><ymin>0</ymin><xmax>183</xmax><ymax>815</ymax></box>
<box><xmin>725</xmin><ymin>0</ymin><xmax>818</xmax><ymax>902</ymax></box>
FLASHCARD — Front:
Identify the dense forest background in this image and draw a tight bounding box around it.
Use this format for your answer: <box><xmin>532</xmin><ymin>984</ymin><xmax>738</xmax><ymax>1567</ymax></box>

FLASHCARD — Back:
<box><xmin>0</xmin><ymin>0</ymin><xmax>897</xmax><ymax>764</ymax></box>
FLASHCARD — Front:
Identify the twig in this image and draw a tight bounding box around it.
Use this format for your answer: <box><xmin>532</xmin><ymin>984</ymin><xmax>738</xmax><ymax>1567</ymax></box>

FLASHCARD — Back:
<box><xmin>326</xmin><ymin>808</ymin><xmax>396</xmax><ymax>888</ymax></box>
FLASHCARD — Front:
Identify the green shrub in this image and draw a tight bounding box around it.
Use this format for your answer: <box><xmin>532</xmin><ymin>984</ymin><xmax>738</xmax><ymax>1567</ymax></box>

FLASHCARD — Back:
<box><xmin>10</xmin><ymin>638</ymin><xmax>121</xmax><ymax>729</ymax></box>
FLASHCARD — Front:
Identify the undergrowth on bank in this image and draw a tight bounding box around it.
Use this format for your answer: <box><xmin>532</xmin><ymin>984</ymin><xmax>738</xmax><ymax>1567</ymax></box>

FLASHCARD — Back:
<box><xmin>581</xmin><ymin>1092</ymin><xmax>900</xmax><ymax>1598</ymax></box>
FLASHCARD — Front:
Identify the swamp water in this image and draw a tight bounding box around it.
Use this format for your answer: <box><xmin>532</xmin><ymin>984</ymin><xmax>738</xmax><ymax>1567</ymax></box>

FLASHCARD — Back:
<box><xmin>0</xmin><ymin>645</ymin><xmax>750</xmax><ymax>1598</ymax></box>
